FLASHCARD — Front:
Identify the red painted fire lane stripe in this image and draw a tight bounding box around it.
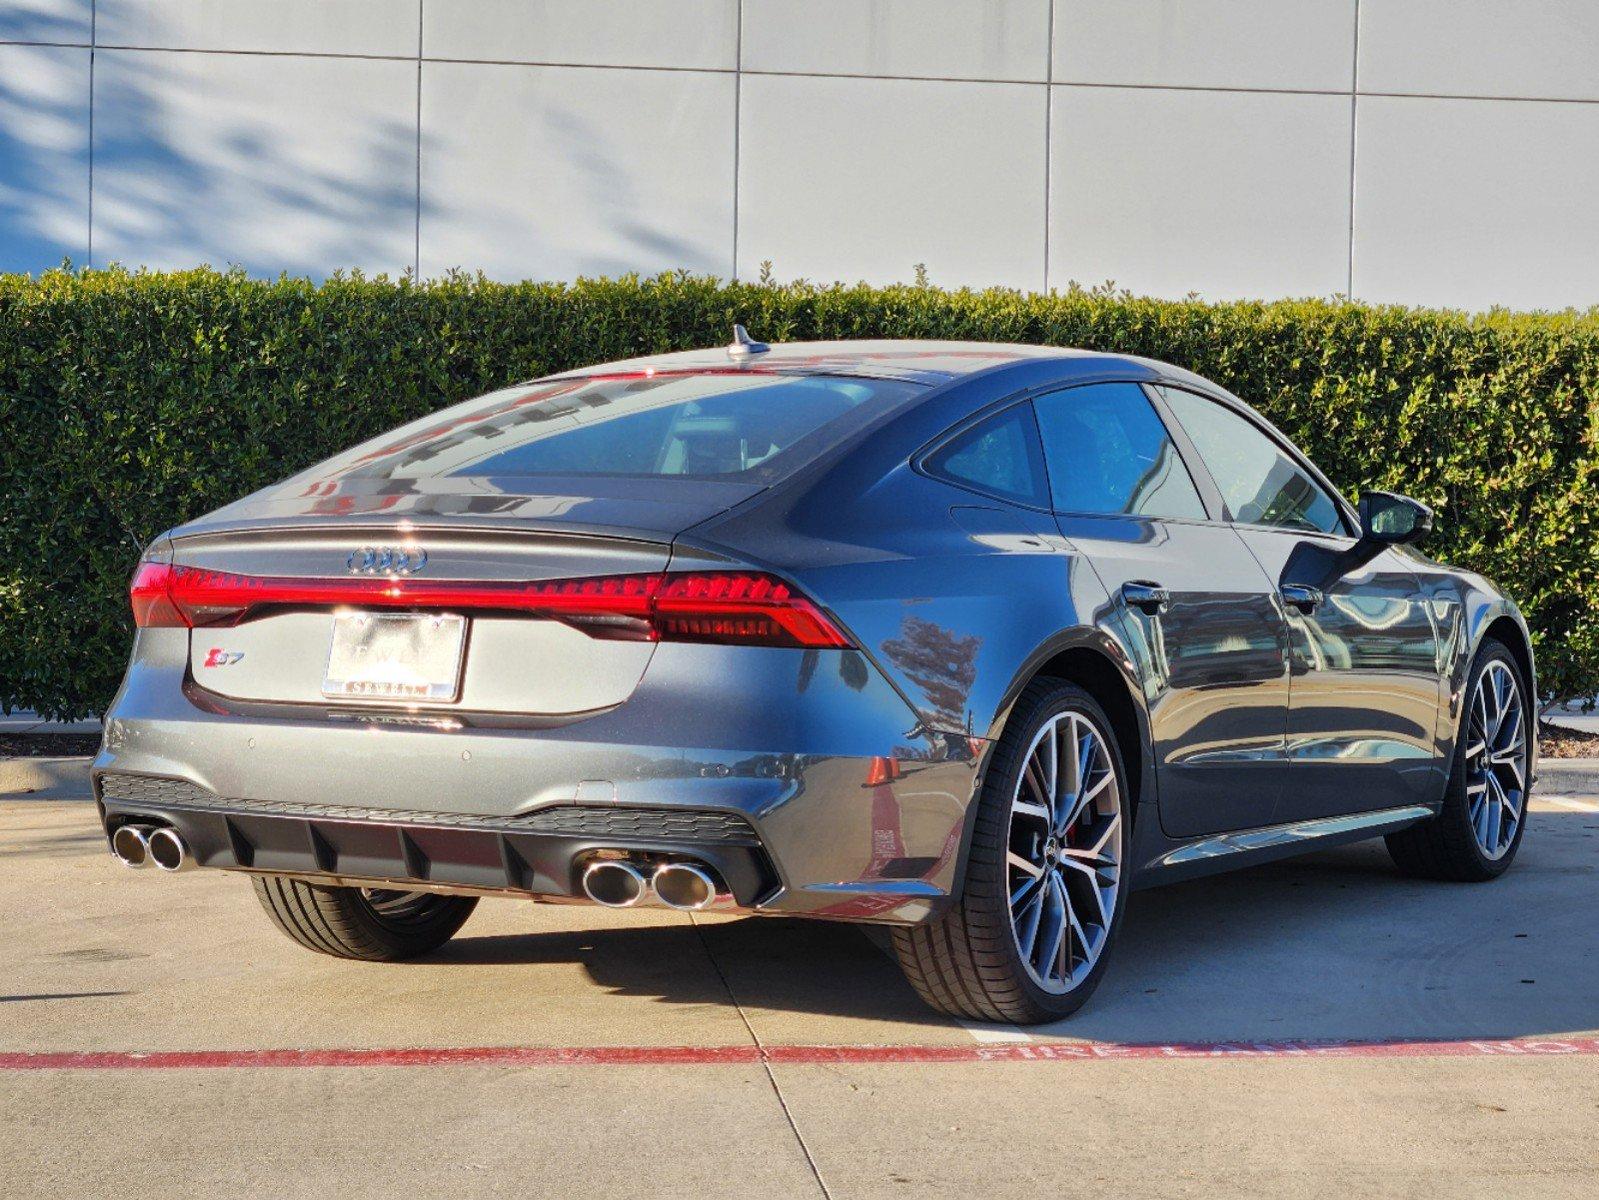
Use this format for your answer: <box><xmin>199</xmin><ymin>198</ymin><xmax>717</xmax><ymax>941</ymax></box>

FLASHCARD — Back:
<box><xmin>2</xmin><ymin>1038</ymin><xmax>1598</xmax><ymax>1070</ymax></box>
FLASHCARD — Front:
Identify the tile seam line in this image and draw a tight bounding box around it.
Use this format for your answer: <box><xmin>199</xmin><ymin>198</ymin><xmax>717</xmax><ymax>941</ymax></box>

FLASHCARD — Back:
<box><xmin>413</xmin><ymin>0</ymin><xmax>422</xmax><ymax>279</ymax></box>
<box><xmin>1051</xmin><ymin>81</ymin><xmax>1599</xmax><ymax>105</ymax></box>
<box><xmin>731</xmin><ymin>0</ymin><xmax>742</xmax><ymax>280</ymax></box>
<box><xmin>86</xmin><ymin>0</ymin><xmax>95</xmax><ymax>268</ymax></box>
<box><xmin>7</xmin><ymin>42</ymin><xmax>1599</xmax><ymax>104</ymax></box>
<box><xmin>1042</xmin><ymin>0</ymin><xmax>1056</xmax><ymax>293</ymax></box>
<box><xmin>689</xmin><ymin>913</ymin><xmax>834</xmax><ymax>1200</ymax></box>
<box><xmin>1348</xmin><ymin>0</ymin><xmax>1361</xmax><ymax>297</ymax></box>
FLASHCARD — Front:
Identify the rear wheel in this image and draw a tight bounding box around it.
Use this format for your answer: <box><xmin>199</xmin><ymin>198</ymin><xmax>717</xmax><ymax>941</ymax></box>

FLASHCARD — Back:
<box><xmin>252</xmin><ymin>876</ymin><xmax>478</xmax><ymax>961</ymax></box>
<box><xmin>892</xmin><ymin>679</ymin><xmax>1130</xmax><ymax>1024</ymax></box>
<box><xmin>1386</xmin><ymin>640</ymin><xmax>1531</xmax><ymax>881</ymax></box>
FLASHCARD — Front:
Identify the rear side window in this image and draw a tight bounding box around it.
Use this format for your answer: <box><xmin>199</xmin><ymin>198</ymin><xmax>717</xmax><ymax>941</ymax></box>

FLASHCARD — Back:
<box><xmin>341</xmin><ymin>372</ymin><xmax>924</xmax><ymax>483</ymax></box>
<box><xmin>1031</xmin><ymin>382</ymin><xmax>1207</xmax><ymax>520</ymax></box>
<box><xmin>1157</xmin><ymin>387</ymin><xmax>1345</xmax><ymax>535</ymax></box>
<box><xmin>924</xmin><ymin>404</ymin><xmax>1049</xmax><ymax>508</ymax></box>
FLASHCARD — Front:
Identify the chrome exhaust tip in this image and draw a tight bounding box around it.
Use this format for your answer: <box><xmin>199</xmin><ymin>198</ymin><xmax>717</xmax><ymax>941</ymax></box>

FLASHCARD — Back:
<box><xmin>581</xmin><ymin>860</ymin><xmax>648</xmax><ymax>908</ymax></box>
<box><xmin>110</xmin><ymin>824</ymin><xmax>152</xmax><ymax>869</ymax></box>
<box><xmin>651</xmin><ymin>863</ymin><xmax>719</xmax><ymax>912</ymax></box>
<box><xmin>146</xmin><ymin>827</ymin><xmax>193</xmax><ymax>873</ymax></box>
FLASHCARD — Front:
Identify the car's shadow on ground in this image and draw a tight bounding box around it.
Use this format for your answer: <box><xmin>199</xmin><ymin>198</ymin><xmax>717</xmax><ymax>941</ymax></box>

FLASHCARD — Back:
<box><xmin>432</xmin><ymin>906</ymin><xmax>951</xmax><ymax>1029</ymax></box>
<box><xmin>0</xmin><ymin>824</ymin><xmax>103</xmax><ymax>861</ymax></box>
<box><xmin>1062</xmin><ymin>830</ymin><xmax>1597</xmax><ymax>1044</ymax></box>
<box><xmin>430</xmin><ymin>812</ymin><xmax>1599</xmax><ymax>1043</ymax></box>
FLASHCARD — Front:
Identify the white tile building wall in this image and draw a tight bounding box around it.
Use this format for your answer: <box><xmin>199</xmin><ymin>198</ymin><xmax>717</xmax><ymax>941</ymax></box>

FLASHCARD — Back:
<box><xmin>2</xmin><ymin>1</ymin><xmax>1596</xmax><ymax>311</ymax></box>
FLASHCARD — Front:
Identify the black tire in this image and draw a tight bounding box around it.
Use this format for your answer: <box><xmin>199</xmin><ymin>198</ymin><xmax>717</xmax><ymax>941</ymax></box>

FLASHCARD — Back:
<box><xmin>252</xmin><ymin>876</ymin><xmax>478</xmax><ymax>961</ymax></box>
<box><xmin>1386</xmin><ymin>639</ymin><xmax>1531</xmax><ymax>882</ymax></box>
<box><xmin>892</xmin><ymin>679</ymin><xmax>1132</xmax><ymax>1024</ymax></box>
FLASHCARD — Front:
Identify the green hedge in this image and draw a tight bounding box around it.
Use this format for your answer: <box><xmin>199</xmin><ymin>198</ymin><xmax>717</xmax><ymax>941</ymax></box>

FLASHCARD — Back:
<box><xmin>2</xmin><ymin>266</ymin><xmax>1595</xmax><ymax>719</ymax></box>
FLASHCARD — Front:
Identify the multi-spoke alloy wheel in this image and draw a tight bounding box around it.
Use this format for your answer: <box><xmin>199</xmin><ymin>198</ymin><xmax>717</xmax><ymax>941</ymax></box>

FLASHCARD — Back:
<box><xmin>1006</xmin><ymin>712</ymin><xmax>1123</xmax><ymax>993</ymax></box>
<box><xmin>1386</xmin><ymin>639</ymin><xmax>1530</xmax><ymax>882</ymax></box>
<box><xmin>1464</xmin><ymin>659</ymin><xmax>1526</xmax><ymax>860</ymax></box>
<box><xmin>892</xmin><ymin>679</ymin><xmax>1131</xmax><ymax>1023</ymax></box>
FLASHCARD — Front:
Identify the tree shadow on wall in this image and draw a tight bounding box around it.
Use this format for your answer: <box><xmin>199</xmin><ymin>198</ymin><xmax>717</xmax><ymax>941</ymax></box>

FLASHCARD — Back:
<box><xmin>2</xmin><ymin>12</ymin><xmax>717</xmax><ymax>281</ymax></box>
<box><xmin>0</xmin><ymin>16</ymin><xmax>92</xmax><ymax>272</ymax></box>
<box><xmin>85</xmin><ymin>31</ymin><xmax>418</xmax><ymax>278</ymax></box>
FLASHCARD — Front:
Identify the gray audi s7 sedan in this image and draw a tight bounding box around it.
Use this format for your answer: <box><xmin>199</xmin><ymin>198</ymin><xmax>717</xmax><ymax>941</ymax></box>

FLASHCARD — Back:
<box><xmin>96</xmin><ymin>332</ymin><xmax>1535</xmax><ymax>1023</ymax></box>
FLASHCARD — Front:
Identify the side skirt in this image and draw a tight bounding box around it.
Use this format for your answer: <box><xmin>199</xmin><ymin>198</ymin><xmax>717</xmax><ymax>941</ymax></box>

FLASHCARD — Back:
<box><xmin>1131</xmin><ymin>804</ymin><xmax>1435</xmax><ymax>889</ymax></box>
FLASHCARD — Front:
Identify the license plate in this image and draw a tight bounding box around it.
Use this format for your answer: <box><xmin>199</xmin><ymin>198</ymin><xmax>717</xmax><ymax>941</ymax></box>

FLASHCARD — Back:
<box><xmin>322</xmin><ymin>612</ymin><xmax>467</xmax><ymax>703</ymax></box>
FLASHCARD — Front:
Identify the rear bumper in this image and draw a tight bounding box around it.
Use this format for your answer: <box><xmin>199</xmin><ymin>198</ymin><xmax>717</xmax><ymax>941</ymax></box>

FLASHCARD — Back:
<box><xmin>97</xmin><ymin>771</ymin><xmax>780</xmax><ymax>907</ymax></box>
<box><xmin>96</xmin><ymin>631</ymin><xmax>982</xmax><ymax>923</ymax></box>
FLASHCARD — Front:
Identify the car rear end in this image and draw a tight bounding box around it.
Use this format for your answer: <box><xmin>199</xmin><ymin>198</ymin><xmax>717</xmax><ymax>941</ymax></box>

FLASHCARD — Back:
<box><xmin>94</xmin><ymin>363</ymin><xmax>977</xmax><ymax>925</ymax></box>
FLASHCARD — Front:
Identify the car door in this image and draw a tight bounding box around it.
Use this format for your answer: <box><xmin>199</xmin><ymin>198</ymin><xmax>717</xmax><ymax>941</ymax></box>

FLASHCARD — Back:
<box><xmin>1031</xmin><ymin>382</ymin><xmax>1292</xmax><ymax>838</ymax></box>
<box><xmin>1154</xmin><ymin>386</ymin><xmax>1445</xmax><ymax>819</ymax></box>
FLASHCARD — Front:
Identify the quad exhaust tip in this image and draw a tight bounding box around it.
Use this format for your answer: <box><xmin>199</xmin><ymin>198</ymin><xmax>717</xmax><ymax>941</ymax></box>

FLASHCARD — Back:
<box><xmin>110</xmin><ymin>824</ymin><xmax>151</xmax><ymax>869</ymax></box>
<box><xmin>581</xmin><ymin>860</ymin><xmax>648</xmax><ymax>908</ymax></box>
<box><xmin>110</xmin><ymin>824</ymin><xmax>193</xmax><ymax>872</ymax></box>
<box><xmin>581</xmin><ymin>859</ymin><xmax>725</xmax><ymax>910</ymax></box>
<box><xmin>147</xmin><ymin>827</ymin><xmax>193</xmax><ymax>872</ymax></box>
<box><xmin>652</xmin><ymin>863</ymin><xmax>718</xmax><ymax>911</ymax></box>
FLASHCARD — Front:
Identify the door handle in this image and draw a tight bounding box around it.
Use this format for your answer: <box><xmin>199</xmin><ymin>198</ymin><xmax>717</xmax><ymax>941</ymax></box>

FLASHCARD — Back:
<box><xmin>1279</xmin><ymin>584</ymin><xmax>1324</xmax><ymax>615</ymax></box>
<box><xmin>1121</xmin><ymin>581</ymin><xmax>1170</xmax><ymax>615</ymax></box>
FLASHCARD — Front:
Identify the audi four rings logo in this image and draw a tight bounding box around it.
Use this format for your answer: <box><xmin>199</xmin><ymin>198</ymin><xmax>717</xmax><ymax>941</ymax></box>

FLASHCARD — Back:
<box><xmin>346</xmin><ymin>546</ymin><xmax>428</xmax><ymax>575</ymax></box>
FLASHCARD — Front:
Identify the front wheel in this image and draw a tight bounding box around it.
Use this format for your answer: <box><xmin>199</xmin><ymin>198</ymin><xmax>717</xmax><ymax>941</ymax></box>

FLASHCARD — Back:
<box><xmin>892</xmin><ymin>679</ymin><xmax>1131</xmax><ymax>1024</ymax></box>
<box><xmin>1386</xmin><ymin>639</ymin><xmax>1531</xmax><ymax>881</ymax></box>
<box><xmin>252</xmin><ymin>876</ymin><xmax>478</xmax><ymax>961</ymax></box>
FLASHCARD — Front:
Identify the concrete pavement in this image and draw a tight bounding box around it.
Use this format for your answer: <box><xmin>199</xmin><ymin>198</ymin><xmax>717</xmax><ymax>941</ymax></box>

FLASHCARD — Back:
<box><xmin>0</xmin><ymin>756</ymin><xmax>90</xmax><ymax>800</ymax></box>
<box><xmin>4</xmin><ymin>792</ymin><xmax>1597</xmax><ymax>1198</ymax></box>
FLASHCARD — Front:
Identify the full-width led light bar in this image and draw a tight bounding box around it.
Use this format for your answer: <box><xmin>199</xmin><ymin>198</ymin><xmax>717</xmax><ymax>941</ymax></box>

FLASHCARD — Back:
<box><xmin>129</xmin><ymin>563</ymin><xmax>850</xmax><ymax>649</ymax></box>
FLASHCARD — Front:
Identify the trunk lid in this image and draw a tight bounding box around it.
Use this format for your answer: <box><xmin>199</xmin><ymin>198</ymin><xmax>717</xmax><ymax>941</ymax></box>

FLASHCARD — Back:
<box><xmin>170</xmin><ymin>523</ymin><xmax>689</xmax><ymax>718</ymax></box>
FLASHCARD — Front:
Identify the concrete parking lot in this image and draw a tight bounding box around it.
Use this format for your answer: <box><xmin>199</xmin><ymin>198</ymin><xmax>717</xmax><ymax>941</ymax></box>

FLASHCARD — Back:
<box><xmin>5</xmin><ymin>786</ymin><xmax>1597</xmax><ymax>1199</ymax></box>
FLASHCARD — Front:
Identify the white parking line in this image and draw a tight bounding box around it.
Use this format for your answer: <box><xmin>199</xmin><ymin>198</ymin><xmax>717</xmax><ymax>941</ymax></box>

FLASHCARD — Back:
<box><xmin>1531</xmin><ymin>795</ymin><xmax>1599</xmax><ymax>813</ymax></box>
<box><xmin>955</xmin><ymin>1019</ymin><xmax>1033</xmax><ymax>1044</ymax></box>
<box><xmin>858</xmin><ymin>925</ymin><xmax>1034</xmax><ymax>1044</ymax></box>
<box><xmin>857</xmin><ymin>792</ymin><xmax>1596</xmax><ymax>1046</ymax></box>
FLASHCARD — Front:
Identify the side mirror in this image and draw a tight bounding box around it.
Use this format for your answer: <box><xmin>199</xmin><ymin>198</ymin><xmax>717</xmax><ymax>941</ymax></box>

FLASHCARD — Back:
<box><xmin>1358</xmin><ymin>491</ymin><xmax>1432</xmax><ymax>547</ymax></box>
<box><xmin>1280</xmin><ymin>490</ymin><xmax>1433</xmax><ymax>594</ymax></box>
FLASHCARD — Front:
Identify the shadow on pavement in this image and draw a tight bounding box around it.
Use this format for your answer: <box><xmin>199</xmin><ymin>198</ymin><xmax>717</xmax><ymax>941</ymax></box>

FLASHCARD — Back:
<box><xmin>0</xmin><ymin>826</ymin><xmax>104</xmax><ymax>861</ymax></box>
<box><xmin>431</xmin><ymin>910</ymin><xmax>948</xmax><ymax>1030</ymax></box>
<box><xmin>1034</xmin><ymin>818</ymin><xmax>1598</xmax><ymax>1044</ymax></box>
<box><xmin>426</xmin><ymin>814</ymin><xmax>1597</xmax><ymax>1044</ymax></box>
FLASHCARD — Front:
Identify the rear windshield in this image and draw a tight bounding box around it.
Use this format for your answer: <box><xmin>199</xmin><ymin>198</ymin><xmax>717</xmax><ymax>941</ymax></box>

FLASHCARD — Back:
<box><xmin>342</xmin><ymin>372</ymin><xmax>925</xmax><ymax>483</ymax></box>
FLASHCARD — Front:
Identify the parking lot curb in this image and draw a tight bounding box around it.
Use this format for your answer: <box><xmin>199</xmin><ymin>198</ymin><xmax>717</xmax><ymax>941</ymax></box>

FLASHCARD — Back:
<box><xmin>1540</xmin><ymin>757</ymin><xmax>1599</xmax><ymax>795</ymax></box>
<box><xmin>5</xmin><ymin>1037</ymin><xmax>1599</xmax><ymax>1071</ymax></box>
<box><xmin>0</xmin><ymin>755</ymin><xmax>92</xmax><ymax>799</ymax></box>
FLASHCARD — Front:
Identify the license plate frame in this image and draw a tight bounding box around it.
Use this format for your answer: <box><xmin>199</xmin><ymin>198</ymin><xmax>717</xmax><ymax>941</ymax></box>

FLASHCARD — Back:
<box><xmin>321</xmin><ymin>611</ymin><xmax>468</xmax><ymax>703</ymax></box>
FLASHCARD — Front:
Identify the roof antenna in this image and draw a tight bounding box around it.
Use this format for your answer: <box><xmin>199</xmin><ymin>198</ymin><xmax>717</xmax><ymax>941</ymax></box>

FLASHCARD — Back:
<box><xmin>727</xmin><ymin>323</ymin><xmax>770</xmax><ymax>361</ymax></box>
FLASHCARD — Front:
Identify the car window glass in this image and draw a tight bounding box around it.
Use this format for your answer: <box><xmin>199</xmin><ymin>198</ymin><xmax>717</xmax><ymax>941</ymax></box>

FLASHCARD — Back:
<box><xmin>338</xmin><ymin>373</ymin><xmax>923</xmax><ymax>483</ymax></box>
<box><xmin>925</xmin><ymin>404</ymin><xmax>1049</xmax><ymax>508</ymax></box>
<box><xmin>1031</xmin><ymin>382</ymin><xmax>1207</xmax><ymax>520</ymax></box>
<box><xmin>1157</xmin><ymin>387</ymin><xmax>1344</xmax><ymax>535</ymax></box>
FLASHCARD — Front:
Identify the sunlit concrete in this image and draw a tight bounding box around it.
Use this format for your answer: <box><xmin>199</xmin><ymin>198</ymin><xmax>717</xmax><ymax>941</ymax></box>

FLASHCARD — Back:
<box><xmin>4</xmin><ymin>794</ymin><xmax>1596</xmax><ymax>1198</ymax></box>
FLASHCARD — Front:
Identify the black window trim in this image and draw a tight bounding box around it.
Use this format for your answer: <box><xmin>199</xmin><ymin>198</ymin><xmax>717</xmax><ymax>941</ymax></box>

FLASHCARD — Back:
<box><xmin>1149</xmin><ymin>381</ymin><xmax>1358</xmax><ymax>539</ymax></box>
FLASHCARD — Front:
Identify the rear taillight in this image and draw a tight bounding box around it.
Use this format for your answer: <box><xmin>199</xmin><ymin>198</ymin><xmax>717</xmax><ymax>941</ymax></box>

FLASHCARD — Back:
<box><xmin>128</xmin><ymin>564</ymin><xmax>851</xmax><ymax>649</ymax></box>
<box><xmin>652</xmin><ymin>572</ymin><xmax>847</xmax><ymax>648</ymax></box>
<box><xmin>129</xmin><ymin>563</ymin><xmax>187</xmax><ymax>628</ymax></box>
